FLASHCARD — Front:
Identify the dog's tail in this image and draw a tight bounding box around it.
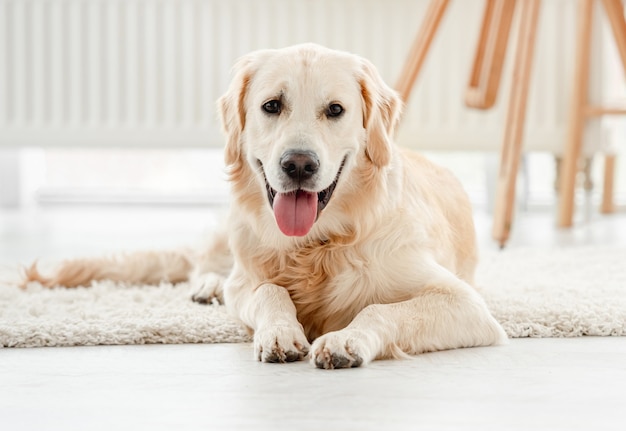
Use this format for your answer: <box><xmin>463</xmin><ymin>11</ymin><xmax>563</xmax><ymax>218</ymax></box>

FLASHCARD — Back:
<box><xmin>22</xmin><ymin>228</ymin><xmax>232</xmax><ymax>289</ymax></box>
<box><xmin>22</xmin><ymin>250</ymin><xmax>195</xmax><ymax>288</ymax></box>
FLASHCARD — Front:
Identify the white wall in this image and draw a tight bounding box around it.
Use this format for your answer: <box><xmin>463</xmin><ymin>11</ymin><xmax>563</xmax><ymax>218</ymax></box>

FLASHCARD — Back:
<box><xmin>0</xmin><ymin>0</ymin><xmax>603</xmax><ymax>153</ymax></box>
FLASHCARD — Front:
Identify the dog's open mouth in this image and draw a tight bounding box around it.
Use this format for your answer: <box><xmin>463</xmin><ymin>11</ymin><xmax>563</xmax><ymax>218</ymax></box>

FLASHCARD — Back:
<box><xmin>262</xmin><ymin>158</ymin><xmax>346</xmax><ymax>237</ymax></box>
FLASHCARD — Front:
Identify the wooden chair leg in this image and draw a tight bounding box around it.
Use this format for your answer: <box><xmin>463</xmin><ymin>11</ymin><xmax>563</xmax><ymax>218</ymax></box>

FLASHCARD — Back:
<box><xmin>492</xmin><ymin>0</ymin><xmax>541</xmax><ymax>247</ymax></box>
<box><xmin>597</xmin><ymin>1</ymin><xmax>624</xmax><ymax>216</ymax></box>
<box><xmin>557</xmin><ymin>0</ymin><xmax>594</xmax><ymax>228</ymax></box>
<box><xmin>466</xmin><ymin>0</ymin><xmax>517</xmax><ymax>109</ymax></box>
<box><xmin>601</xmin><ymin>0</ymin><xmax>626</xmax><ymax>74</ymax></box>
<box><xmin>395</xmin><ymin>0</ymin><xmax>451</xmax><ymax>103</ymax></box>
<box><xmin>601</xmin><ymin>154</ymin><xmax>617</xmax><ymax>213</ymax></box>
<box><xmin>467</xmin><ymin>0</ymin><xmax>497</xmax><ymax>105</ymax></box>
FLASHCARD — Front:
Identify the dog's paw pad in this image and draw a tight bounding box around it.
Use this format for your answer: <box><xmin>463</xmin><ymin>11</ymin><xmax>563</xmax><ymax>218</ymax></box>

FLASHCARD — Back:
<box><xmin>261</xmin><ymin>346</ymin><xmax>308</xmax><ymax>363</ymax></box>
<box><xmin>190</xmin><ymin>273</ymin><xmax>224</xmax><ymax>305</ymax></box>
<box><xmin>313</xmin><ymin>347</ymin><xmax>363</xmax><ymax>370</ymax></box>
<box><xmin>255</xmin><ymin>326</ymin><xmax>310</xmax><ymax>363</ymax></box>
<box><xmin>311</xmin><ymin>330</ymin><xmax>369</xmax><ymax>369</ymax></box>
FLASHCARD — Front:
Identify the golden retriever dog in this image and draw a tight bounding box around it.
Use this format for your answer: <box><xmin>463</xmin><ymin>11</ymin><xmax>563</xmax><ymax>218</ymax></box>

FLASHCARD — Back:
<box><xmin>25</xmin><ymin>44</ymin><xmax>507</xmax><ymax>369</ymax></box>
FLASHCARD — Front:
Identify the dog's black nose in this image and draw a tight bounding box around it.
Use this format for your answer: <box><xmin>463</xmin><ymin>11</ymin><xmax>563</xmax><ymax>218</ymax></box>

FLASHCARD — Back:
<box><xmin>280</xmin><ymin>150</ymin><xmax>320</xmax><ymax>181</ymax></box>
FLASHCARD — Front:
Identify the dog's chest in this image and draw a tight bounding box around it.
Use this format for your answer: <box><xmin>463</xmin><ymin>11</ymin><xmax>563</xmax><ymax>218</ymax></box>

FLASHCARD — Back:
<box><xmin>264</xmin><ymin>241</ymin><xmax>414</xmax><ymax>339</ymax></box>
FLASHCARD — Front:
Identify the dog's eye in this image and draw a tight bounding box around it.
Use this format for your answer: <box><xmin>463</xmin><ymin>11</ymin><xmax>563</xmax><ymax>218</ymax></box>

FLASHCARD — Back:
<box><xmin>327</xmin><ymin>103</ymin><xmax>344</xmax><ymax>118</ymax></box>
<box><xmin>262</xmin><ymin>100</ymin><xmax>281</xmax><ymax>115</ymax></box>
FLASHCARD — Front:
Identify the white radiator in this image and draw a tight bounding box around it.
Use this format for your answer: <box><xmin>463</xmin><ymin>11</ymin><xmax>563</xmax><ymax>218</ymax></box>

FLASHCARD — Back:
<box><xmin>0</xmin><ymin>0</ymin><xmax>604</xmax><ymax>152</ymax></box>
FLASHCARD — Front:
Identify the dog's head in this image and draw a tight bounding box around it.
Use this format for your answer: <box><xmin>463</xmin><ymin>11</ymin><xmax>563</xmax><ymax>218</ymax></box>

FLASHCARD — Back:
<box><xmin>218</xmin><ymin>44</ymin><xmax>402</xmax><ymax>238</ymax></box>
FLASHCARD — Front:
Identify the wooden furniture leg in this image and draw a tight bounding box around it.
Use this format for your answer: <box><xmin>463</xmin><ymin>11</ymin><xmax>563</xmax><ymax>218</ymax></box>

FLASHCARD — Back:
<box><xmin>599</xmin><ymin>0</ymin><xmax>626</xmax><ymax>214</ymax></box>
<box><xmin>557</xmin><ymin>0</ymin><xmax>594</xmax><ymax>228</ymax></box>
<box><xmin>601</xmin><ymin>154</ymin><xmax>617</xmax><ymax>213</ymax></box>
<box><xmin>601</xmin><ymin>0</ymin><xmax>626</xmax><ymax>69</ymax></box>
<box><xmin>466</xmin><ymin>0</ymin><xmax>517</xmax><ymax>109</ymax></box>
<box><xmin>395</xmin><ymin>0</ymin><xmax>451</xmax><ymax>102</ymax></box>
<box><xmin>492</xmin><ymin>0</ymin><xmax>541</xmax><ymax>247</ymax></box>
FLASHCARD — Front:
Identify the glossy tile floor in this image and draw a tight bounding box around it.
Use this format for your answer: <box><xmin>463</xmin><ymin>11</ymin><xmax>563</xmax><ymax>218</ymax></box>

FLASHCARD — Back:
<box><xmin>1</xmin><ymin>203</ymin><xmax>626</xmax><ymax>431</ymax></box>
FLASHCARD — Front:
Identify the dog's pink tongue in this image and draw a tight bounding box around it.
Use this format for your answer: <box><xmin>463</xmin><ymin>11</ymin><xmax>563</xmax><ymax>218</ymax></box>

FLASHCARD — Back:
<box><xmin>273</xmin><ymin>190</ymin><xmax>318</xmax><ymax>236</ymax></box>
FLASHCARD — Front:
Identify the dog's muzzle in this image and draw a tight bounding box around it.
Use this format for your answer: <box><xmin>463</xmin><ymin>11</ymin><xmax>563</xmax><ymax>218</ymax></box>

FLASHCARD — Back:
<box><xmin>261</xmin><ymin>156</ymin><xmax>346</xmax><ymax>237</ymax></box>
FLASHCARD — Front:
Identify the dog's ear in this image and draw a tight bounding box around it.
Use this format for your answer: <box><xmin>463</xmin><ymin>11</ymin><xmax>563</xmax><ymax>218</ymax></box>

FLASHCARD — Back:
<box><xmin>359</xmin><ymin>59</ymin><xmax>403</xmax><ymax>167</ymax></box>
<box><xmin>218</xmin><ymin>56</ymin><xmax>254</xmax><ymax>168</ymax></box>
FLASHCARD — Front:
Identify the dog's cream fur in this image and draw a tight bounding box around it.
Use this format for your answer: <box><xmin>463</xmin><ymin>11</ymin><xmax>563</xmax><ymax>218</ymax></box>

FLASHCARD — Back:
<box><xmin>25</xmin><ymin>44</ymin><xmax>506</xmax><ymax>369</ymax></box>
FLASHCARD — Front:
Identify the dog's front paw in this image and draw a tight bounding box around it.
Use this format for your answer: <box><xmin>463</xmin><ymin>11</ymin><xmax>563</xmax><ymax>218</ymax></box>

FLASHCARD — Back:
<box><xmin>254</xmin><ymin>324</ymin><xmax>310</xmax><ymax>363</ymax></box>
<box><xmin>311</xmin><ymin>329</ymin><xmax>374</xmax><ymax>369</ymax></box>
<box><xmin>191</xmin><ymin>273</ymin><xmax>224</xmax><ymax>305</ymax></box>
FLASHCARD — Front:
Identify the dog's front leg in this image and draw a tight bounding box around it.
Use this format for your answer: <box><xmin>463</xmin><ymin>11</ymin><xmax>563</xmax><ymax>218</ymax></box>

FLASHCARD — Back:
<box><xmin>311</xmin><ymin>263</ymin><xmax>507</xmax><ymax>369</ymax></box>
<box><xmin>224</xmin><ymin>271</ymin><xmax>310</xmax><ymax>363</ymax></box>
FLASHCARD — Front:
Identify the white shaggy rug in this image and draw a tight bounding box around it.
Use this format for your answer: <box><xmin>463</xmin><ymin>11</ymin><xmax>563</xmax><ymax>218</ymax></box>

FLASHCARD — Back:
<box><xmin>1</xmin><ymin>246</ymin><xmax>625</xmax><ymax>348</ymax></box>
